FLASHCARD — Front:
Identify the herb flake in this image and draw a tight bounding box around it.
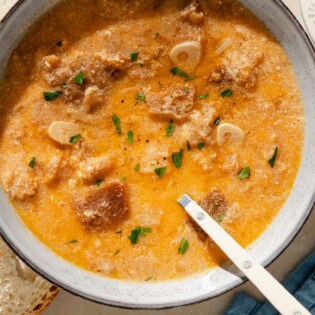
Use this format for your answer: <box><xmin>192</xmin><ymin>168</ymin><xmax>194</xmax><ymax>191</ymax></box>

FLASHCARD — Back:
<box><xmin>56</xmin><ymin>40</ymin><xmax>63</xmax><ymax>47</ymax></box>
<box><xmin>128</xmin><ymin>227</ymin><xmax>152</xmax><ymax>244</ymax></box>
<box><xmin>197</xmin><ymin>142</ymin><xmax>205</xmax><ymax>150</ymax></box>
<box><xmin>238</xmin><ymin>166</ymin><xmax>250</xmax><ymax>179</ymax></box>
<box><xmin>73</xmin><ymin>71</ymin><xmax>85</xmax><ymax>86</ymax></box>
<box><xmin>171</xmin><ymin>149</ymin><xmax>183</xmax><ymax>169</ymax></box>
<box><xmin>112</xmin><ymin>114</ymin><xmax>122</xmax><ymax>135</ymax></box>
<box><xmin>69</xmin><ymin>134</ymin><xmax>82</xmax><ymax>144</ymax></box>
<box><xmin>198</xmin><ymin>93</ymin><xmax>209</xmax><ymax>99</ymax></box>
<box><xmin>145</xmin><ymin>277</ymin><xmax>152</xmax><ymax>281</ymax></box>
<box><xmin>178</xmin><ymin>238</ymin><xmax>189</xmax><ymax>255</ymax></box>
<box><xmin>130</xmin><ymin>52</ymin><xmax>139</xmax><ymax>62</ymax></box>
<box><xmin>268</xmin><ymin>147</ymin><xmax>278</xmax><ymax>168</ymax></box>
<box><xmin>154</xmin><ymin>166</ymin><xmax>167</xmax><ymax>178</ymax></box>
<box><xmin>135</xmin><ymin>93</ymin><xmax>146</xmax><ymax>104</ymax></box>
<box><xmin>28</xmin><ymin>157</ymin><xmax>36</xmax><ymax>168</ymax></box>
<box><xmin>95</xmin><ymin>179</ymin><xmax>104</xmax><ymax>187</ymax></box>
<box><xmin>121</xmin><ymin>176</ymin><xmax>127</xmax><ymax>182</ymax></box>
<box><xmin>135</xmin><ymin>164</ymin><xmax>140</xmax><ymax>172</ymax></box>
<box><xmin>213</xmin><ymin>116</ymin><xmax>221</xmax><ymax>126</ymax></box>
<box><xmin>217</xmin><ymin>214</ymin><xmax>225</xmax><ymax>222</ymax></box>
<box><xmin>165</xmin><ymin>119</ymin><xmax>175</xmax><ymax>137</ymax></box>
<box><xmin>43</xmin><ymin>91</ymin><xmax>62</xmax><ymax>101</ymax></box>
<box><xmin>127</xmin><ymin>130</ymin><xmax>134</xmax><ymax>144</ymax></box>
<box><xmin>221</xmin><ymin>89</ymin><xmax>233</xmax><ymax>97</ymax></box>
<box><xmin>67</xmin><ymin>239</ymin><xmax>78</xmax><ymax>244</ymax></box>
<box><xmin>170</xmin><ymin>67</ymin><xmax>194</xmax><ymax>81</ymax></box>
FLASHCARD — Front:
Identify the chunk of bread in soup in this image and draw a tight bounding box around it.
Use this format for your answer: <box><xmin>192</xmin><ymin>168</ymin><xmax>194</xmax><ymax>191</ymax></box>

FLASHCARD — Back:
<box><xmin>74</xmin><ymin>179</ymin><xmax>129</xmax><ymax>231</ymax></box>
<box><xmin>0</xmin><ymin>0</ymin><xmax>304</xmax><ymax>281</ymax></box>
<box><xmin>147</xmin><ymin>83</ymin><xmax>196</xmax><ymax>121</ymax></box>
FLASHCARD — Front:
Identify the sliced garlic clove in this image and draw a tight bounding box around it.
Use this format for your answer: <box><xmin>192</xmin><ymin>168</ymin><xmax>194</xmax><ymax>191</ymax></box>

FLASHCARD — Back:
<box><xmin>214</xmin><ymin>38</ymin><xmax>233</xmax><ymax>55</ymax></box>
<box><xmin>48</xmin><ymin>121</ymin><xmax>80</xmax><ymax>145</ymax></box>
<box><xmin>169</xmin><ymin>41</ymin><xmax>202</xmax><ymax>69</ymax></box>
<box><xmin>217</xmin><ymin>123</ymin><xmax>245</xmax><ymax>145</ymax></box>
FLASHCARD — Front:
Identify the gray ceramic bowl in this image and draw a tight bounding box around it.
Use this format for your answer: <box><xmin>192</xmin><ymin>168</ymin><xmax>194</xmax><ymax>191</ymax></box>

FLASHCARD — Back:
<box><xmin>0</xmin><ymin>0</ymin><xmax>314</xmax><ymax>309</ymax></box>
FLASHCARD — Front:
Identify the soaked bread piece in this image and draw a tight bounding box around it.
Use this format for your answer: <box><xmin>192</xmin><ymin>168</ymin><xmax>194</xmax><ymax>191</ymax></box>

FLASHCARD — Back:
<box><xmin>180</xmin><ymin>1</ymin><xmax>204</xmax><ymax>25</ymax></box>
<box><xmin>199</xmin><ymin>188</ymin><xmax>228</xmax><ymax>217</ymax></box>
<box><xmin>147</xmin><ymin>83</ymin><xmax>196</xmax><ymax>121</ymax></box>
<box><xmin>209</xmin><ymin>42</ymin><xmax>264</xmax><ymax>89</ymax></box>
<box><xmin>77</xmin><ymin>156</ymin><xmax>113</xmax><ymax>183</ymax></box>
<box><xmin>180</xmin><ymin>106</ymin><xmax>216</xmax><ymax>146</ymax></box>
<box><xmin>189</xmin><ymin>188</ymin><xmax>229</xmax><ymax>241</ymax></box>
<box><xmin>3</xmin><ymin>166</ymin><xmax>38</xmax><ymax>201</ymax></box>
<box><xmin>74</xmin><ymin>179</ymin><xmax>129</xmax><ymax>230</ymax></box>
<box><xmin>45</xmin><ymin>155</ymin><xmax>64</xmax><ymax>184</ymax></box>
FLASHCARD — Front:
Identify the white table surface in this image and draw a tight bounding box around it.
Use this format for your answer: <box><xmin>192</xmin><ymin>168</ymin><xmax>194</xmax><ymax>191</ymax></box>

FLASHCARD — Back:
<box><xmin>1</xmin><ymin>1</ymin><xmax>314</xmax><ymax>314</ymax></box>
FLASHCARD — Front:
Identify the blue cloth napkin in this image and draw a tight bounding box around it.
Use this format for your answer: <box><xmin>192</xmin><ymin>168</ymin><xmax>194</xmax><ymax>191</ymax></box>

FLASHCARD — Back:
<box><xmin>226</xmin><ymin>251</ymin><xmax>315</xmax><ymax>314</ymax></box>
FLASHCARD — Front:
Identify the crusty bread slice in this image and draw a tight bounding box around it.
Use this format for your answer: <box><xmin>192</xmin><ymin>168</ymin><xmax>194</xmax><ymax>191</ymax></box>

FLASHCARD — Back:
<box><xmin>0</xmin><ymin>237</ymin><xmax>59</xmax><ymax>314</ymax></box>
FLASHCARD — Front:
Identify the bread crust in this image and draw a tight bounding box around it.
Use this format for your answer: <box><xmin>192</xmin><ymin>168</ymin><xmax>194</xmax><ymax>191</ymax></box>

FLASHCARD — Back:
<box><xmin>32</xmin><ymin>286</ymin><xmax>60</xmax><ymax>315</ymax></box>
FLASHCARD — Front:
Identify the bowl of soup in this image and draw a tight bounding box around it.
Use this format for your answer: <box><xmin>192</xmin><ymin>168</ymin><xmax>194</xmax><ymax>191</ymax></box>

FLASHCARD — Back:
<box><xmin>0</xmin><ymin>0</ymin><xmax>314</xmax><ymax>309</ymax></box>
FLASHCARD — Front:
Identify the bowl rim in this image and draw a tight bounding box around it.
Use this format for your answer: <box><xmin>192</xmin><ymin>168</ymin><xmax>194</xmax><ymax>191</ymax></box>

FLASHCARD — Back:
<box><xmin>0</xmin><ymin>0</ymin><xmax>314</xmax><ymax>310</ymax></box>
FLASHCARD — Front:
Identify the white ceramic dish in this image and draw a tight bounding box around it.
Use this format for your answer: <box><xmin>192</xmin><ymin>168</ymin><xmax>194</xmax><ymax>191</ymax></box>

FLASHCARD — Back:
<box><xmin>0</xmin><ymin>0</ymin><xmax>314</xmax><ymax>309</ymax></box>
<box><xmin>300</xmin><ymin>0</ymin><xmax>315</xmax><ymax>43</ymax></box>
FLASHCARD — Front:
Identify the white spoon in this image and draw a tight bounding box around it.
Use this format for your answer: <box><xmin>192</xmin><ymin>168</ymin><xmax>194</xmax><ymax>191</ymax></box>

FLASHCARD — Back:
<box><xmin>178</xmin><ymin>194</ymin><xmax>310</xmax><ymax>315</ymax></box>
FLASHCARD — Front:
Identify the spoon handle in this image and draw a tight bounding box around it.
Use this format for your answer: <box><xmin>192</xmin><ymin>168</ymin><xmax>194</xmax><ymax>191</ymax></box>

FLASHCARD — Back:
<box><xmin>178</xmin><ymin>194</ymin><xmax>310</xmax><ymax>315</ymax></box>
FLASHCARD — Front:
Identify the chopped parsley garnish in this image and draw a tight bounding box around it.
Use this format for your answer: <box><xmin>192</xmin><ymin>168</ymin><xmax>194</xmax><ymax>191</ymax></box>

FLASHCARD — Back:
<box><xmin>268</xmin><ymin>147</ymin><xmax>278</xmax><ymax>168</ymax></box>
<box><xmin>130</xmin><ymin>52</ymin><xmax>139</xmax><ymax>62</ymax></box>
<box><xmin>183</xmin><ymin>88</ymin><xmax>189</xmax><ymax>93</ymax></box>
<box><xmin>213</xmin><ymin>116</ymin><xmax>221</xmax><ymax>126</ymax></box>
<box><xmin>198</xmin><ymin>93</ymin><xmax>209</xmax><ymax>99</ymax></box>
<box><xmin>95</xmin><ymin>179</ymin><xmax>104</xmax><ymax>187</ymax></box>
<box><xmin>69</xmin><ymin>134</ymin><xmax>82</xmax><ymax>144</ymax></box>
<box><xmin>73</xmin><ymin>71</ymin><xmax>85</xmax><ymax>86</ymax></box>
<box><xmin>217</xmin><ymin>214</ymin><xmax>224</xmax><ymax>222</ymax></box>
<box><xmin>127</xmin><ymin>130</ymin><xmax>134</xmax><ymax>144</ymax></box>
<box><xmin>197</xmin><ymin>142</ymin><xmax>205</xmax><ymax>150</ymax></box>
<box><xmin>178</xmin><ymin>238</ymin><xmax>189</xmax><ymax>255</ymax></box>
<box><xmin>186</xmin><ymin>140</ymin><xmax>191</xmax><ymax>151</ymax></box>
<box><xmin>135</xmin><ymin>164</ymin><xmax>140</xmax><ymax>172</ymax></box>
<box><xmin>135</xmin><ymin>93</ymin><xmax>146</xmax><ymax>104</ymax></box>
<box><xmin>121</xmin><ymin>176</ymin><xmax>127</xmax><ymax>182</ymax></box>
<box><xmin>128</xmin><ymin>227</ymin><xmax>152</xmax><ymax>244</ymax></box>
<box><xmin>171</xmin><ymin>149</ymin><xmax>183</xmax><ymax>169</ymax></box>
<box><xmin>145</xmin><ymin>277</ymin><xmax>152</xmax><ymax>281</ymax></box>
<box><xmin>56</xmin><ymin>40</ymin><xmax>63</xmax><ymax>47</ymax></box>
<box><xmin>170</xmin><ymin>67</ymin><xmax>194</xmax><ymax>81</ymax></box>
<box><xmin>67</xmin><ymin>239</ymin><xmax>78</xmax><ymax>244</ymax></box>
<box><xmin>112</xmin><ymin>114</ymin><xmax>121</xmax><ymax>135</ymax></box>
<box><xmin>28</xmin><ymin>157</ymin><xmax>36</xmax><ymax>168</ymax></box>
<box><xmin>238</xmin><ymin>166</ymin><xmax>250</xmax><ymax>179</ymax></box>
<box><xmin>154</xmin><ymin>32</ymin><xmax>160</xmax><ymax>37</ymax></box>
<box><xmin>115</xmin><ymin>230</ymin><xmax>122</xmax><ymax>234</ymax></box>
<box><xmin>114</xmin><ymin>250</ymin><xmax>120</xmax><ymax>256</ymax></box>
<box><xmin>154</xmin><ymin>166</ymin><xmax>167</xmax><ymax>178</ymax></box>
<box><xmin>221</xmin><ymin>89</ymin><xmax>233</xmax><ymax>97</ymax></box>
<box><xmin>165</xmin><ymin>119</ymin><xmax>175</xmax><ymax>137</ymax></box>
<box><xmin>43</xmin><ymin>91</ymin><xmax>62</xmax><ymax>101</ymax></box>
